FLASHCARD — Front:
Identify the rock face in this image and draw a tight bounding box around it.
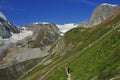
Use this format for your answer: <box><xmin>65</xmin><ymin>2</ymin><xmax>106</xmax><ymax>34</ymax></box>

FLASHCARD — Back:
<box><xmin>0</xmin><ymin>12</ymin><xmax>20</xmax><ymax>38</ymax></box>
<box><xmin>79</xmin><ymin>3</ymin><xmax>120</xmax><ymax>27</ymax></box>
<box><xmin>0</xmin><ymin>23</ymin><xmax>60</xmax><ymax>68</ymax></box>
<box><xmin>26</xmin><ymin>23</ymin><xmax>60</xmax><ymax>48</ymax></box>
<box><xmin>50</xmin><ymin>37</ymin><xmax>73</xmax><ymax>55</ymax></box>
<box><xmin>0</xmin><ymin>23</ymin><xmax>61</xmax><ymax>80</ymax></box>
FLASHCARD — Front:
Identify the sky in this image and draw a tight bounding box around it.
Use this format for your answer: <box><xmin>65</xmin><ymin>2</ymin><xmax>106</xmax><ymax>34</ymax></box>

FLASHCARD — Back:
<box><xmin>0</xmin><ymin>0</ymin><xmax>119</xmax><ymax>26</ymax></box>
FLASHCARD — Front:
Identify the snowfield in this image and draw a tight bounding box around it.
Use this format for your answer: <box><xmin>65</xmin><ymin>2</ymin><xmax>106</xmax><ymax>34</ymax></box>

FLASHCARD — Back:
<box><xmin>0</xmin><ymin>28</ymin><xmax>33</xmax><ymax>54</ymax></box>
<box><xmin>57</xmin><ymin>23</ymin><xmax>78</xmax><ymax>35</ymax></box>
<box><xmin>4</xmin><ymin>28</ymin><xmax>33</xmax><ymax>44</ymax></box>
<box><xmin>10</xmin><ymin>29</ymin><xmax>33</xmax><ymax>43</ymax></box>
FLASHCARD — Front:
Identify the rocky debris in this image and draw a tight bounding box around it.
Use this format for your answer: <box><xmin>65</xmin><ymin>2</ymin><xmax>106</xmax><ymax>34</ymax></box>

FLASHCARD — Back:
<box><xmin>0</xmin><ymin>46</ymin><xmax>49</xmax><ymax>69</ymax></box>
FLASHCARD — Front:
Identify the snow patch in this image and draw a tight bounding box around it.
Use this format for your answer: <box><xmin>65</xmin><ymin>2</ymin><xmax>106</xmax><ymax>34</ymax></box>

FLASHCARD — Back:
<box><xmin>4</xmin><ymin>28</ymin><xmax>33</xmax><ymax>44</ymax></box>
<box><xmin>33</xmin><ymin>22</ymin><xmax>49</xmax><ymax>24</ymax></box>
<box><xmin>0</xmin><ymin>12</ymin><xmax>7</xmax><ymax>20</ymax></box>
<box><xmin>57</xmin><ymin>23</ymin><xmax>78</xmax><ymax>34</ymax></box>
<box><xmin>102</xmin><ymin>3</ymin><xmax>117</xmax><ymax>7</ymax></box>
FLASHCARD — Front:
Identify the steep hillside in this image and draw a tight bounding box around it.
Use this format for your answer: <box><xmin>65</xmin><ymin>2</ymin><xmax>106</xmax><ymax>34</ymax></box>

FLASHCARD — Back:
<box><xmin>45</xmin><ymin>11</ymin><xmax>120</xmax><ymax>80</ymax></box>
<box><xmin>19</xmin><ymin>11</ymin><xmax>120</xmax><ymax>80</ymax></box>
<box><xmin>51</xmin><ymin>9</ymin><xmax>120</xmax><ymax>55</ymax></box>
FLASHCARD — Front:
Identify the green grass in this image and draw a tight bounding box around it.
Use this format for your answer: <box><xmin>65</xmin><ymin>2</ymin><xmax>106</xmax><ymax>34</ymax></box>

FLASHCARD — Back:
<box><xmin>19</xmin><ymin>65</ymin><xmax>44</xmax><ymax>80</ymax></box>
<box><xmin>70</xmin><ymin>27</ymin><xmax>120</xmax><ymax>80</ymax></box>
<box><xmin>44</xmin><ymin>66</ymin><xmax>67</xmax><ymax>80</ymax></box>
<box><xmin>63</xmin><ymin>14</ymin><xmax>120</xmax><ymax>54</ymax></box>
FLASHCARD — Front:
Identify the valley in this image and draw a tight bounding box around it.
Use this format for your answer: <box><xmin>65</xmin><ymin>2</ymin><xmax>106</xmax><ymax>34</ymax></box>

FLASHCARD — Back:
<box><xmin>0</xmin><ymin>3</ymin><xmax>120</xmax><ymax>80</ymax></box>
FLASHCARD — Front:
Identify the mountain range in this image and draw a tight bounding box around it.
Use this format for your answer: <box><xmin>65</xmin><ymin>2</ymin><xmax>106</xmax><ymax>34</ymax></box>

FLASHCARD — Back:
<box><xmin>0</xmin><ymin>3</ymin><xmax>120</xmax><ymax>80</ymax></box>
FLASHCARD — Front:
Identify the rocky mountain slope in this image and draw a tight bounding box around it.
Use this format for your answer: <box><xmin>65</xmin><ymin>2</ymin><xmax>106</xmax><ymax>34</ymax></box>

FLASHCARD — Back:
<box><xmin>0</xmin><ymin>22</ymin><xmax>61</xmax><ymax>80</ymax></box>
<box><xmin>0</xmin><ymin>12</ymin><xmax>20</xmax><ymax>38</ymax></box>
<box><xmin>26</xmin><ymin>23</ymin><xmax>60</xmax><ymax>48</ymax></box>
<box><xmin>19</xmin><ymin>10</ymin><xmax>120</xmax><ymax>80</ymax></box>
<box><xmin>79</xmin><ymin>3</ymin><xmax>120</xmax><ymax>27</ymax></box>
<box><xmin>0</xmin><ymin>22</ymin><xmax>61</xmax><ymax>67</ymax></box>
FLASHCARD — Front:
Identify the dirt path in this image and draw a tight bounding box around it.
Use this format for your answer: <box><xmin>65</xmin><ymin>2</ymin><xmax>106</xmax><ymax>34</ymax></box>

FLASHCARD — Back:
<box><xmin>110</xmin><ymin>75</ymin><xmax>120</xmax><ymax>80</ymax></box>
<box><xmin>66</xmin><ymin>68</ymin><xmax>71</xmax><ymax>80</ymax></box>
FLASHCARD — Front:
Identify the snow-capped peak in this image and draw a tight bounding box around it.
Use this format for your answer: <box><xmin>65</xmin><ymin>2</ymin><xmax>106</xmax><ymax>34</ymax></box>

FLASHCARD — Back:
<box><xmin>0</xmin><ymin>12</ymin><xmax>7</xmax><ymax>20</ymax></box>
<box><xmin>101</xmin><ymin>3</ymin><xmax>117</xmax><ymax>7</ymax></box>
<box><xmin>33</xmin><ymin>22</ymin><xmax>49</xmax><ymax>24</ymax></box>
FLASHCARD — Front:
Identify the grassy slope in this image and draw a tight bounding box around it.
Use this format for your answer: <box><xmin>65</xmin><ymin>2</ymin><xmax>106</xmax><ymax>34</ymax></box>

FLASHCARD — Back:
<box><xmin>71</xmin><ymin>27</ymin><xmax>120</xmax><ymax>80</ymax></box>
<box><xmin>44</xmin><ymin>13</ymin><xmax>120</xmax><ymax>80</ymax></box>
<box><xmin>19</xmin><ymin>12</ymin><xmax>120</xmax><ymax>80</ymax></box>
<box><xmin>63</xmin><ymin>14</ymin><xmax>118</xmax><ymax>54</ymax></box>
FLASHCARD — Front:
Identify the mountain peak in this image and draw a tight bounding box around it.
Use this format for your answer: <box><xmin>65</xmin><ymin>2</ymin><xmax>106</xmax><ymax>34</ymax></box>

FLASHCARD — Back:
<box><xmin>101</xmin><ymin>3</ymin><xmax>117</xmax><ymax>7</ymax></box>
<box><xmin>0</xmin><ymin>12</ymin><xmax>7</xmax><ymax>20</ymax></box>
<box><xmin>79</xmin><ymin>3</ymin><xmax>120</xmax><ymax>28</ymax></box>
